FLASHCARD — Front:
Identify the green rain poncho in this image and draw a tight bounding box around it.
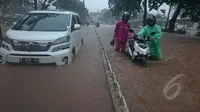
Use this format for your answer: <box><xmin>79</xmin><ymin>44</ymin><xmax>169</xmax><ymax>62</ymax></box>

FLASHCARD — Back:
<box><xmin>137</xmin><ymin>25</ymin><xmax>162</xmax><ymax>60</ymax></box>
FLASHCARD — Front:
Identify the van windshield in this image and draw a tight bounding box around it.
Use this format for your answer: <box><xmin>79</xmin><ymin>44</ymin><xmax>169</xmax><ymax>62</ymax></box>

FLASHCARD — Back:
<box><xmin>12</xmin><ymin>13</ymin><xmax>70</xmax><ymax>31</ymax></box>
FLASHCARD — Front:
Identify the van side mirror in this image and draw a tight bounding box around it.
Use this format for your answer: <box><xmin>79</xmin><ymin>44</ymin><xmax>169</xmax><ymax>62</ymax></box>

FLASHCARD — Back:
<box><xmin>73</xmin><ymin>24</ymin><xmax>81</xmax><ymax>30</ymax></box>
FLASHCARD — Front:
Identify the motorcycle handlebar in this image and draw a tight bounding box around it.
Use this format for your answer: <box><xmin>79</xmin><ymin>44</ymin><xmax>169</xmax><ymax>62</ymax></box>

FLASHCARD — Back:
<box><xmin>134</xmin><ymin>35</ymin><xmax>150</xmax><ymax>41</ymax></box>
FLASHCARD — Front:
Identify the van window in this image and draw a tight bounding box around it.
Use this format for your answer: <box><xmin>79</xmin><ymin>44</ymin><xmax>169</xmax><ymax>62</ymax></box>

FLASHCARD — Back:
<box><xmin>12</xmin><ymin>13</ymin><xmax>70</xmax><ymax>31</ymax></box>
<box><xmin>72</xmin><ymin>15</ymin><xmax>76</xmax><ymax>26</ymax></box>
<box><xmin>75</xmin><ymin>15</ymin><xmax>81</xmax><ymax>25</ymax></box>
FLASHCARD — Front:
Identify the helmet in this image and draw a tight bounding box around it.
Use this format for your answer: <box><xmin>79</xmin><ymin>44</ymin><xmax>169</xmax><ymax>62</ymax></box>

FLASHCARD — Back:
<box><xmin>122</xmin><ymin>11</ymin><xmax>130</xmax><ymax>20</ymax></box>
<box><xmin>146</xmin><ymin>15</ymin><xmax>156</xmax><ymax>26</ymax></box>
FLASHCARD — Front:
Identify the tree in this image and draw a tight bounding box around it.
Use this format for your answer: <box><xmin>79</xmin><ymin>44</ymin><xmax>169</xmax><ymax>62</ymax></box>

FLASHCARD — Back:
<box><xmin>165</xmin><ymin>3</ymin><xmax>173</xmax><ymax>31</ymax></box>
<box><xmin>143</xmin><ymin>0</ymin><xmax>147</xmax><ymax>26</ymax></box>
<box><xmin>108</xmin><ymin>0</ymin><xmax>142</xmax><ymax>20</ymax></box>
<box><xmin>0</xmin><ymin>0</ymin><xmax>25</xmax><ymax>16</ymax></box>
<box><xmin>99</xmin><ymin>8</ymin><xmax>112</xmax><ymax>24</ymax></box>
<box><xmin>41</xmin><ymin>0</ymin><xmax>54</xmax><ymax>10</ymax></box>
<box><xmin>148</xmin><ymin>0</ymin><xmax>200</xmax><ymax>32</ymax></box>
<box><xmin>181</xmin><ymin>4</ymin><xmax>200</xmax><ymax>22</ymax></box>
<box><xmin>53</xmin><ymin>0</ymin><xmax>89</xmax><ymax>24</ymax></box>
<box><xmin>26</xmin><ymin>0</ymin><xmax>54</xmax><ymax>10</ymax></box>
<box><xmin>160</xmin><ymin>9</ymin><xmax>166</xmax><ymax>14</ymax></box>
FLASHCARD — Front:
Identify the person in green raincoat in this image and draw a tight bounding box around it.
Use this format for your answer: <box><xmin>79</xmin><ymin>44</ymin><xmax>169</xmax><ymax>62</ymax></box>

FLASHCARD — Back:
<box><xmin>137</xmin><ymin>15</ymin><xmax>162</xmax><ymax>60</ymax></box>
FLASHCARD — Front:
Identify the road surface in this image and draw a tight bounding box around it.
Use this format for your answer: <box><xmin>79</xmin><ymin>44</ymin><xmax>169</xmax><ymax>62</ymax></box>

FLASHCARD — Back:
<box><xmin>1</xmin><ymin>24</ymin><xmax>200</xmax><ymax>112</ymax></box>
<box><xmin>0</xmin><ymin>27</ymin><xmax>114</xmax><ymax>112</ymax></box>
<box><xmin>96</xmin><ymin>25</ymin><xmax>200</xmax><ymax>112</ymax></box>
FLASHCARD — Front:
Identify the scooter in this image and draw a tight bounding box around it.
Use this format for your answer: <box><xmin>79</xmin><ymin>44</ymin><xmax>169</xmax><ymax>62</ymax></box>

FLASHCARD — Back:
<box><xmin>95</xmin><ymin>22</ymin><xmax>100</xmax><ymax>27</ymax></box>
<box><xmin>125</xmin><ymin>29</ymin><xmax>151</xmax><ymax>67</ymax></box>
<box><xmin>86</xmin><ymin>22</ymin><xmax>89</xmax><ymax>26</ymax></box>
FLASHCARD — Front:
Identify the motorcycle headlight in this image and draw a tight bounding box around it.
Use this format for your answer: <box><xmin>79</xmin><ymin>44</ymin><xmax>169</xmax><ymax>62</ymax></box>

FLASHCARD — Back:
<box><xmin>2</xmin><ymin>36</ymin><xmax>12</xmax><ymax>44</ymax></box>
<box><xmin>53</xmin><ymin>36</ymin><xmax>70</xmax><ymax>45</ymax></box>
<box><xmin>136</xmin><ymin>49</ymin><xmax>143</xmax><ymax>54</ymax></box>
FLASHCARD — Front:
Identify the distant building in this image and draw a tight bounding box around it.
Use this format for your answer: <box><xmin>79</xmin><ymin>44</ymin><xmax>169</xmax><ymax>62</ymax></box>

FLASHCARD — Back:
<box><xmin>89</xmin><ymin>12</ymin><xmax>103</xmax><ymax>22</ymax></box>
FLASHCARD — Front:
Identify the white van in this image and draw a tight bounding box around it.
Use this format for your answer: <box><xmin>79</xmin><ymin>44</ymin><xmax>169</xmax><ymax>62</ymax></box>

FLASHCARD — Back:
<box><xmin>0</xmin><ymin>10</ymin><xmax>83</xmax><ymax>65</ymax></box>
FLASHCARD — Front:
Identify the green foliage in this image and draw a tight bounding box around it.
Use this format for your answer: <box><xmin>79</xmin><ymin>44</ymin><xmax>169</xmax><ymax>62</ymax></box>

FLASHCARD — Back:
<box><xmin>148</xmin><ymin>0</ymin><xmax>200</xmax><ymax>32</ymax></box>
<box><xmin>129</xmin><ymin>20</ymin><xmax>141</xmax><ymax>28</ymax></box>
<box><xmin>149</xmin><ymin>0</ymin><xmax>200</xmax><ymax>22</ymax></box>
<box><xmin>99</xmin><ymin>8</ymin><xmax>113</xmax><ymax>24</ymax></box>
<box><xmin>197</xmin><ymin>23</ymin><xmax>200</xmax><ymax>30</ymax></box>
<box><xmin>0</xmin><ymin>0</ymin><xmax>55</xmax><ymax>12</ymax></box>
<box><xmin>41</xmin><ymin>0</ymin><xmax>54</xmax><ymax>10</ymax></box>
<box><xmin>181</xmin><ymin>4</ymin><xmax>200</xmax><ymax>22</ymax></box>
<box><xmin>108</xmin><ymin>0</ymin><xmax>142</xmax><ymax>17</ymax></box>
<box><xmin>0</xmin><ymin>0</ymin><xmax>26</xmax><ymax>15</ymax></box>
<box><xmin>102</xmin><ymin>9</ymin><xmax>111</xmax><ymax>19</ymax></box>
<box><xmin>176</xmin><ymin>28</ymin><xmax>187</xmax><ymax>34</ymax></box>
<box><xmin>160</xmin><ymin>9</ymin><xmax>166</xmax><ymax>14</ymax></box>
<box><xmin>196</xmin><ymin>32</ymin><xmax>200</xmax><ymax>37</ymax></box>
<box><xmin>54</xmin><ymin>0</ymin><xmax>88</xmax><ymax>24</ymax></box>
<box><xmin>0</xmin><ymin>0</ymin><xmax>89</xmax><ymax>24</ymax></box>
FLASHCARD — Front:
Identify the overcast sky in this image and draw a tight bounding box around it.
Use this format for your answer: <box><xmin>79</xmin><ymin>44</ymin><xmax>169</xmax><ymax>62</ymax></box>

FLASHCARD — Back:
<box><xmin>84</xmin><ymin>0</ymin><xmax>169</xmax><ymax>14</ymax></box>
<box><xmin>84</xmin><ymin>0</ymin><xmax>108</xmax><ymax>12</ymax></box>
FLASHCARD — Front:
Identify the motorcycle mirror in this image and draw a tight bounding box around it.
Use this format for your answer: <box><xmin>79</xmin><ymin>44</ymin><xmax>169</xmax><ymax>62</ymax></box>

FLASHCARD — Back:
<box><xmin>129</xmin><ymin>29</ymin><xmax>134</xmax><ymax>33</ymax></box>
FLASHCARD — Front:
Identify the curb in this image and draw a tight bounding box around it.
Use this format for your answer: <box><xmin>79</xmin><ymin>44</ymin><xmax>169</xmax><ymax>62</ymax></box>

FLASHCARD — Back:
<box><xmin>95</xmin><ymin>29</ymin><xmax>130</xmax><ymax>112</ymax></box>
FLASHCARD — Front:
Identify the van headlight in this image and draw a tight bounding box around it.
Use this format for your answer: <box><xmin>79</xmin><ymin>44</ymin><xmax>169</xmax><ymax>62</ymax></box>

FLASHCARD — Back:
<box><xmin>52</xmin><ymin>43</ymin><xmax>70</xmax><ymax>52</ymax></box>
<box><xmin>53</xmin><ymin>36</ymin><xmax>70</xmax><ymax>45</ymax></box>
<box><xmin>1</xmin><ymin>42</ymin><xmax>10</xmax><ymax>51</ymax></box>
<box><xmin>2</xmin><ymin>36</ymin><xmax>12</xmax><ymax>44</ymax></box>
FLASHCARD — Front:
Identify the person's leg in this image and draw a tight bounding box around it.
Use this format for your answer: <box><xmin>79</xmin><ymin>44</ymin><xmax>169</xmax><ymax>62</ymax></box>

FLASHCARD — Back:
<box><xmin>115</xmin><ymin>40</ymin><xmax>120</xmax><ymax>51</ymax></box>
<box><xmin>121</xmin><ymin>42</ymin><xmax>126</xmax><ymax>53</ymax></box>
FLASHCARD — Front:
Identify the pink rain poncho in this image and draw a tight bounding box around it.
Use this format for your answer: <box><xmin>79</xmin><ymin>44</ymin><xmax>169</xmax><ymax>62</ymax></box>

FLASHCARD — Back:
<box><xmin>114</xmin><ymin>20</ymin><xmax>130</xmax><ymax>52</ymax></box>
<box><xmin>114</xmin><ymin>20</ymin><xmax>130</xmax><ymax>42</ymax></box>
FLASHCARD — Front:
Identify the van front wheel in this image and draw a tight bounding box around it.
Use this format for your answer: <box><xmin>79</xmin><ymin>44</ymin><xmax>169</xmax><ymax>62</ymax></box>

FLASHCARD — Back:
<box><xmin>71</xmin><ymin>47</ymin><xmax>76</xmax><ymax>62</ymax></box>
<box><xmin>82</xmin><ymin>38</ymin><xmax>84</xmax><ymax>45</ymax></box>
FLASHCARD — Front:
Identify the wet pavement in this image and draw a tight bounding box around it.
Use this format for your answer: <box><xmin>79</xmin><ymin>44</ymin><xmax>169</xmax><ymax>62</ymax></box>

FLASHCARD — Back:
<box><xmin>96</xmin><ymin>25</ymin><xmax>200</xmax><ymax>112</ymax></box>
<box><xmin>0</xmin><ymin>27</ymin><xmax>114</xmax><ymax>112</ymax></box>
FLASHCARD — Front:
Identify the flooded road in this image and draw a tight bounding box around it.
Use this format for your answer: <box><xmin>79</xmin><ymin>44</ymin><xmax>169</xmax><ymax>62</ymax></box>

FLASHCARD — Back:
<box><xmin>96</xmin><ymin>25</ymin><xmax>200</xmax><ymax>112</ymax></box>
<box><xmin>0</xmin><ymin>27</ymin><xmax>113</xmax><ymax>112</ymax></box>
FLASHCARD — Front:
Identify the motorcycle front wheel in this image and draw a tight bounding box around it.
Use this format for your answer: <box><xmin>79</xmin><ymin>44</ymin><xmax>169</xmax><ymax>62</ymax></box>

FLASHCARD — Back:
<box><xmin>141</xmin><ymin>57</ymin><xmax>147</xmax><ymax>67</ymax></box>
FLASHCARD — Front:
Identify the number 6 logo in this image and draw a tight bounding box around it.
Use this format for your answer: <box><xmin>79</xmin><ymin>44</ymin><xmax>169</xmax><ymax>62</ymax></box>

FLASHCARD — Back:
<box><xmin>163</xmin><ymin>74</ymin><xmax>185</xmax><ymax>100</ymax></box>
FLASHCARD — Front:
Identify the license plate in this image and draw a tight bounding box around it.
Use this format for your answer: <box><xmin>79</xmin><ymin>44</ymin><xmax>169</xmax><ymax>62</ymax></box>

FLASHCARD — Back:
<box><xmin>20</xmin><ymin>58</ymin><xmax>39</xmax><ymax>64</ymax></box>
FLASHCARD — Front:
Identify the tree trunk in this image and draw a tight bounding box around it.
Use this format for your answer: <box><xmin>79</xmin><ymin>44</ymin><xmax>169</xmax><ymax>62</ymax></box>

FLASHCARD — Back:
<box><xmin>73</xmin><ymin>0</ymin><xmax>76</xmax><ymax>11</ymax></box>
<box><xmin>168</xmin><ymin>3</ymin><xmax>183</xmax><ymax>32</ymax></box>
<box><xmin>34</xmin><ymin>0</ymin><xmax>37</xmax><ymax>10</ymax></box>
<box><xmin>41</xmin><ymin>0</ymin><xmax>48</xmax><ymax>10</ymax></box>
<box><xmin>165</xmin><ymin>3</ymin><xmax>172</xmax><ymax>31</ymax></box>
<box><xmin>197</xmin><ymin>22</ymin><xmax>200</xmax><ymax>30</ymax></box>
<box><xmin>143</xmin><ymin>0</ymin><xmax>147</xmax><ymax>27</ymax></box>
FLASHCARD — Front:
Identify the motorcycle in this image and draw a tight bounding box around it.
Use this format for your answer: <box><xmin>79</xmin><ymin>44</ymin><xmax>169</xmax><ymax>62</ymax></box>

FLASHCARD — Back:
<box><xmin>86</xmin><ymin>22</ymin><xmax>89</xmax><ymax>26</ymax></box>
<box><xmin>95</xmin><ymin>22</ymin><xmax>100</xmax><ymax>27</ymax></box>
<box><xmin>125</xmin><ymin>29</ymin><xmax>152</xmax><ymax>67</ymax></box>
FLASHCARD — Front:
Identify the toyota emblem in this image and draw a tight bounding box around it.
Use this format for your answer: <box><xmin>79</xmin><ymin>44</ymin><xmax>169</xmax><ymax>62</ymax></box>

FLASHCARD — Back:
<box><xmin>26</xmin><ymin>42</ymin><xmax>34</xmax><ymax>47</ymax></box>
<box><xmin>26</xmin><ymin>42</ymin><xmax>34</xmax><ymax>51</ymax></box>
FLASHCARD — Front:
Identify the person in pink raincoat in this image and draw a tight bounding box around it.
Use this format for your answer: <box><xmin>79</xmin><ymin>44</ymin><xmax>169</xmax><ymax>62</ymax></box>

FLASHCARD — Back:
<box><xmin>113</xmin><ymin>12</ymin><xmax>130</xmax><ymax>53</ymax></box>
